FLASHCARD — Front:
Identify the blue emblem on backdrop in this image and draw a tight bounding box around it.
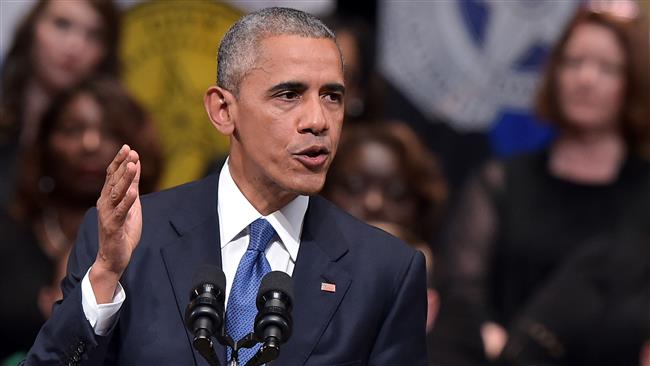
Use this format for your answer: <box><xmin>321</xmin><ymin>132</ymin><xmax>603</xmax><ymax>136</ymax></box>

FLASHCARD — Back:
<box><xmin>378</xmin><ymin>0</ymin><xmax>579</xmax><ymax>156</ymax></box>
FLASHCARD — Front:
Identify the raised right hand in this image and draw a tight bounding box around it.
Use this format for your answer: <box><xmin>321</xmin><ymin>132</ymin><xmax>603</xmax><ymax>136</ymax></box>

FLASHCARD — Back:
<box><xmin>90</xmin><ymin>145</ymin><xmax>142</xmax><ymax>303</ymax></box>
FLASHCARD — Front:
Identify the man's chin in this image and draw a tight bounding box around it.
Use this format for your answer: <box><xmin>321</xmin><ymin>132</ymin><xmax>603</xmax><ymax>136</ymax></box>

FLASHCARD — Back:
<box><xmin>289</xmin><ymin>177</ymin><xmax>326</xmax><ymax>196</ymax></box>
<box><xmin>294</xmin><ymin>186</ymin><xmax>324</xmax><ymax>196</ymax></box>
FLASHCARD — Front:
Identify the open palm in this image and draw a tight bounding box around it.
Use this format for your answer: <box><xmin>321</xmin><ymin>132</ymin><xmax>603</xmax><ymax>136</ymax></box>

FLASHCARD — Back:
<box><xmin>96</xmin><ymin>145</ymin><xmax>143</xmax><ymax>277</ymax></box>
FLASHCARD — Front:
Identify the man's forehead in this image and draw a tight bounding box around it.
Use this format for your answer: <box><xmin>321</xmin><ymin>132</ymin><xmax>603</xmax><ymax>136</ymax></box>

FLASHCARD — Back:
<box><xmin>256</xmin><ymin>35</ymin><xmax>343</xmax><ymax>69</ymax></box>
<box><xmin>242</xmin><ymin>35</ymin><xmax>344</xmax><ymax>86</ymax></box>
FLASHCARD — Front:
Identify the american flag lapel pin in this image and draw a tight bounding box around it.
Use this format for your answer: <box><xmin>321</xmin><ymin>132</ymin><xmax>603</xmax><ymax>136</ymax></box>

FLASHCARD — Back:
<box><xmin>320</xmin><ymin>282</ymin><xmax>336</xmax><ymax>293</ymax></box>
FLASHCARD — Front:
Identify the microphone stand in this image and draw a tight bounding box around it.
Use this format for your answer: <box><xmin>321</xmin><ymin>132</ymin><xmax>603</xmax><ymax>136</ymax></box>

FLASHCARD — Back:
<box><xmin>243</xmin><ymin>339</ymin><xmax>279</xmax><ymax>366</ymax></box>
<box><xmin>225</xmin><ymin>332</ymin><xmax>257</xmax><ymax>366</ymax></box>
<box><xmin>224</xmin><ymin>332</ymin><xmax>279</xmax><ymax>366</ymax></box>
<box><xmin>193</xmin><ymin>329</ymin><xmax>236</xmax><ymax>366</ymax></box>
<box><xmin>193</xmin><ymin>328</ymin><xmax>221</xmax><ymax>366</ymax></box>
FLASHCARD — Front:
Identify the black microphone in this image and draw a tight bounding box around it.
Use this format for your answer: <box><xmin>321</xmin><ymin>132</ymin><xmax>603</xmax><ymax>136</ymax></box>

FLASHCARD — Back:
<box><xmin>185</xmin><ymin>264</ymin><xmax>226</xmax><ymax>366</ymax></box>
<box><xmin>246</xmin><ymin>271</ymin><xmax>294</xmax><ymax>365</ymax></box>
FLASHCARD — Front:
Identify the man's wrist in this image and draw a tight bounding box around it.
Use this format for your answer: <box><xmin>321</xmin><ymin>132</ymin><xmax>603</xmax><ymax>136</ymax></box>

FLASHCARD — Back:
<box><xmin>89</xmin><ymin>263</ymin><xmax>122</xmax><ymax>304</ymax></box>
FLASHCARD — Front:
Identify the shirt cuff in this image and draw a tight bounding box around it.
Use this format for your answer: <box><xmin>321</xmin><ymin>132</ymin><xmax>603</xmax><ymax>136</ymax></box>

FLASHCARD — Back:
<box><xmin>81</xmin><ymin>267</ymin><xmax>126</xmax><ymax>336</ymax></box>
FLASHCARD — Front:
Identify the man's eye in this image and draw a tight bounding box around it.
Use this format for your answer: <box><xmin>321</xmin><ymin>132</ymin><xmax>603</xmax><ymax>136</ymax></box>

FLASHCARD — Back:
<box><xmin>278</xmin><ymin>91</ymin><xmax>300</xmax><ymax>100</ymax></box>
<box><xmin>323</xmin><ymin>93</ymin><xmax>342</xmax><ymax>103</ymax></box>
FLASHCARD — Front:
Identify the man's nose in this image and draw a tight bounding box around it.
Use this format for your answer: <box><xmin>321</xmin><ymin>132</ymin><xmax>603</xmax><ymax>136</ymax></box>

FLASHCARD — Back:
<box><xmin>299</xmin><ymin>95</ymin><xmax>328</xmax><ymax>135</ymax></box>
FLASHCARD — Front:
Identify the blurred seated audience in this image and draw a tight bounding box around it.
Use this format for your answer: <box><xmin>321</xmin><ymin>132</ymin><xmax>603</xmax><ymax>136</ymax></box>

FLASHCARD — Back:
<box><xmin>0</xmin><ymin>0</ymin><xmax>120</xmax><ymax>207</ymax></box>
<box><xmin>0</xmin><ymin>77</ymin><xmax>161</xmax><ymax>361</ymax></box>
<box><xmin>433</xmin><ymin>4</ymin><xmax>650</xmax><ymax>366</ymax></box>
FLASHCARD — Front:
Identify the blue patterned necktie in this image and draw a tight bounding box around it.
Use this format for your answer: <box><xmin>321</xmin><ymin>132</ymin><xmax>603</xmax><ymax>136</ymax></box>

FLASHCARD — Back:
<box><xmin>226</xmin><ymin>218</ymin><xmax>275</xmax><ymax>364</ymax></box>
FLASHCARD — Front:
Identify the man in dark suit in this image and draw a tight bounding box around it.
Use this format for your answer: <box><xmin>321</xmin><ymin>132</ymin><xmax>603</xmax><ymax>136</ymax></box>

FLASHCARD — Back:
<box><xmin>25</xmin><ymin>7</ymin><xmax>427</xmax><ymax>365</ymax></box>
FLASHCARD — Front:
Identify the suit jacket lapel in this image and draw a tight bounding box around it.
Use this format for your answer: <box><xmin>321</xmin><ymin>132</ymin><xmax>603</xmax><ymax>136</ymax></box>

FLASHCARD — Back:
<box><xmin>280</xmin><ymin>196</ymin><xmax>351</xmax><ymax>365</ymax></box>
<box><xmin>159</xmin><ymin>174</ymin><xmax>227</xmax><ymax>365</ymax></box>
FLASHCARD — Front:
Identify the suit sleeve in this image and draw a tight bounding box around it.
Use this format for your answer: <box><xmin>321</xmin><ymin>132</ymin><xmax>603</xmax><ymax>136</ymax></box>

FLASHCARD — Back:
<box><xmin>368</xmin><ymin>250</ymin><xmax>428</xmax><ymax>365</ymax></box>
<box><xmin>23</xmin><ymin>208</ymin><xmax>119</xmax><ymax>365</ymax></box>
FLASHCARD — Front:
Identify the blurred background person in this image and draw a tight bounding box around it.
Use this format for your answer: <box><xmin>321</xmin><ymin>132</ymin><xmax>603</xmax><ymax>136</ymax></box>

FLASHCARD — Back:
<box><xmin>325</xmin><ymin>15</ymin><xmax>385</xmax><ymax>124</ymax></box>
<box><xmin>322</xmin><ymin>121</ymin><xmax>448</xmax><ymax>364</ymax></box>
<box><xmin>433</xmin><ymin>5</ymin><xmax>650</xmax><ymax>366</ymax></box>
<box><xmin>324</xmin><ymin>122</ymin><xmax>447</xmax><ymax>250</ymax></box>
<box><xmin>499</xmin><ymin>212</ymin><xmax>650</xmax><ymax>366</ymax></box>
<box><xmin>0</xmin><ymin>0</ymin><xmax>120</xmax><ymax>207</ymax></box>
<box><xmin>0</xmin><ymin>77</ymin><xmax>161</xmax><ymax>362</ymax></box>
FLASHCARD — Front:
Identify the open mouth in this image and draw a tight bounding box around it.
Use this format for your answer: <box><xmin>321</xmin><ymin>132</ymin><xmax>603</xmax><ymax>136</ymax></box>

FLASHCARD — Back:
<box><xmin>294</xmin><ymin>146</ymin><xmax>330</xmax><ymax>169</ymax></box>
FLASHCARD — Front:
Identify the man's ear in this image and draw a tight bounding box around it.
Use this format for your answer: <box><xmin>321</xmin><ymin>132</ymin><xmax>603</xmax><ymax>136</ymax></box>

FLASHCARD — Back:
<box><xmin>204</xmin><ymin>86</ymin><xmax>236</xmax><ymax>136</ymax></box>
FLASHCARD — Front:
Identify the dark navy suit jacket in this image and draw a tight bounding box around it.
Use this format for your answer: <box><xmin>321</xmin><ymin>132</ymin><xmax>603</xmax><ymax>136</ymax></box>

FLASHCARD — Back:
<box><xmin>24</xmin><ymin>174</ymin><xmax>427</xmax><ymax>365</ymax></box>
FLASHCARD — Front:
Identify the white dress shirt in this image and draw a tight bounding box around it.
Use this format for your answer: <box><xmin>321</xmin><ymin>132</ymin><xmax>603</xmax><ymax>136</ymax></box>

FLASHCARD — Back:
<box><xmin>80</xmin><ymin>158</ymin><xmax>308</xmax><ymax>335</ymax></box>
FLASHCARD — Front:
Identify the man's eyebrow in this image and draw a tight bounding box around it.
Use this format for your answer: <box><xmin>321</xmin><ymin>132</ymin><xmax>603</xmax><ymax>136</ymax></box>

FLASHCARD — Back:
<box><xmin>322</xmin><ymin>83</ymin><xmax>346</xmax><ymax>95</ymax></box>
<box><xmin>267</xmin><ymin>82</ymin><xmax>307</xmax><ymax>94</ymax></box>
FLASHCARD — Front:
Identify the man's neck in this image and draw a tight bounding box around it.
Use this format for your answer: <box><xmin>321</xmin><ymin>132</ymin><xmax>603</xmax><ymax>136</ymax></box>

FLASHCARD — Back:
<box><xmin>227</xmin><ymin>162</ymin><xmax>297</xmax><ymax>216</ymax></box>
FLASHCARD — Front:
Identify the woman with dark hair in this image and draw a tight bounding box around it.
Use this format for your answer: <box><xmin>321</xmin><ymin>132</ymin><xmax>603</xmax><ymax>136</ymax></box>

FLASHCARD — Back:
<box><xmin>0</xmin><ymin>0</ymin><xmax>121</xmax><ymax>206</ymax></box>
<box><xmin>323</xmin><ymin>122</ymin><xmax>447</xmax><ymax>247</ymax></box>
<box><xmin>434</xmin><ymin>5</ymin><xmax>650</xmax><ymax>366</ymax></box>
<box><xmin>0</xmin><ymin>77</ymin><xmax>161</xmax><ymax>361</ymax></box>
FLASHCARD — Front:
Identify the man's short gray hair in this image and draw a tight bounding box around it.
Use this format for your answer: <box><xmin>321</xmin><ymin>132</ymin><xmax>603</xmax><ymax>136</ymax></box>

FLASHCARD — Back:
<box><xmin>217</xmin><ymin>7</ymin><xmax>339</xmax><ymax>94</ymax></box>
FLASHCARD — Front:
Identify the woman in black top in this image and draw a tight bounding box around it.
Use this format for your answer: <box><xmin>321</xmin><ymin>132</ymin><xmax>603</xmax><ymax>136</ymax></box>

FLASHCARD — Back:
<box><xmin>434</xmin><ymin>5</ymin><xmax>650</xmax><ymax>366</ymax></box>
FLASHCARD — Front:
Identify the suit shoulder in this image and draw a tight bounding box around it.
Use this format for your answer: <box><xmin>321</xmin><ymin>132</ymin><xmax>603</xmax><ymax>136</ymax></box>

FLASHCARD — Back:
<box><xmin>139</xmin><ymin>174</ymin><xmax>219</xmax><ymax>214</ymax></box>
<box><xmin>312</xmin><ymin>196</ymin><xmax>417</xmax><ymax>260</ymax></box>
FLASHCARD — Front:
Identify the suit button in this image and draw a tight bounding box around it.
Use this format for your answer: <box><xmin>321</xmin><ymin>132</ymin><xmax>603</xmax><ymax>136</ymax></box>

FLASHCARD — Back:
<box><xmin>77</xmin><ymin>343</ymin><xmax>85</xmax><ymax>353</ymax></box>
<box><xmin>72</xmin><ymin>353</ymin><xmax>81</xmax><ymax>362</ymax></box>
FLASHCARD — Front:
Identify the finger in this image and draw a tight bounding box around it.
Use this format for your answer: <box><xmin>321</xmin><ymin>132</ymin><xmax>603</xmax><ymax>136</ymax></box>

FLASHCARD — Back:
<box><xmin>102</xmin><ymin>145</ymin><xmax>130</xmax><ymax>196</ymax></box>
<box><xmin>103</xmin><ymin>149</ymin><xmax>139</xmax><ymax>201</ymax></box>
<box><xmin>105</xmin><ymin>145</ymin><xmax>130</xmax><ymax>179</ymax></box>
<box><xmin>112</xmin><ymin>150</ymin><xmax>140</xmax><ymax>195</ymax></box>
<box><xmin>109</xmin><ymin>161</ymin><xmax>138</xmax><ymax>206</ymax></box>
<box><xmin>110</xmin><ymin>150</ymin><xmax>139</xmax><ymax>189</ymax></box>
<box><xmin>114</xmin><ymin>183</ymin><xmax>139</xmax><ymax>224</ymax></box>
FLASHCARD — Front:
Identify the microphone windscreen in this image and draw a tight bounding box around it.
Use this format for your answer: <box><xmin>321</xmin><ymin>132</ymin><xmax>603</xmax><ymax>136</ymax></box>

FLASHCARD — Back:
<box><xmin>258</xmin><ymin>271</ymin><xmax>294</xmax><ymax>302</ymax></box>
<box><xmin>192</xmin><ymin>264</ymin><xmax>226</xmax><ymax>291</ymax></box>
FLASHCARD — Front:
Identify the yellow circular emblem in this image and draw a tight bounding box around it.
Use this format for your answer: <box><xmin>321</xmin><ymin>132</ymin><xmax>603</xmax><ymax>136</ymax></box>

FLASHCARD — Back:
<box><xmin>121</xmin><ymin>1</ymin><xmax>242</xmax><ymax>188</ymax></box>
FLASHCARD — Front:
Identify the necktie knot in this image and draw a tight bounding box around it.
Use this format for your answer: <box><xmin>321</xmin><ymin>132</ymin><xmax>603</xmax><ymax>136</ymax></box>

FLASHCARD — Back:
<box><xmin>248</xmin><ymin>218</ymin><xmax>275</xmax><ymax>252</ymax></box>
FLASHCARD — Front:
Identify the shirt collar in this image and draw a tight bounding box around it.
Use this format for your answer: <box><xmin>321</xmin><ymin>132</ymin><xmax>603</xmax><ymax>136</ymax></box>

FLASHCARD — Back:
<box><xmin>217</xmin><ymin>158</ymin><xmax>308</xmax><ymax>262</ymax></box>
